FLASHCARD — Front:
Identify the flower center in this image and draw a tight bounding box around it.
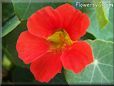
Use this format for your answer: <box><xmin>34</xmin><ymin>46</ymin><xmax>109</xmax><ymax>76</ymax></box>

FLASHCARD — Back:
<box><xmin>47</xmin><ymin>30</ymin><xmax>73</xmax><ymax>51</ymax></box>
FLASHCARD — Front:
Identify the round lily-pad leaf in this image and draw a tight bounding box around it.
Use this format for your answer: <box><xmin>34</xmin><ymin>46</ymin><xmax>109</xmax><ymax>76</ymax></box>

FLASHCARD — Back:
<box><xmin>64</xmin><ymin>40</ymin><xmax>114</xmax><ymax>84</ymax></box>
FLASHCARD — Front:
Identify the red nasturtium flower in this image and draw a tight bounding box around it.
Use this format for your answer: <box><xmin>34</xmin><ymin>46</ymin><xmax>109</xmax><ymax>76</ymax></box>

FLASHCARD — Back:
<box><xmin>16</xmin><ymin>4</ymin><xmax>94</xmax><ymax>82</ymax></box>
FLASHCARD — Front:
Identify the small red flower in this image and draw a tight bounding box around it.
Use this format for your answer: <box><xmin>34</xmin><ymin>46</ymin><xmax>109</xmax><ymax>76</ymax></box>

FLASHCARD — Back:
<box><xmin>16</xmin><ymin>4</ymin><xmax>94</xmax><ymax>82</ymax></box>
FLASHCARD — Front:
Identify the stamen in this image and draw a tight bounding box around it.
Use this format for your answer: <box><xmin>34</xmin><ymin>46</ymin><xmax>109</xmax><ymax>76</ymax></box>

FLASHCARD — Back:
<box><xmin>48</xmin><ymin>30</ymin><xmax>73</xmax><ymax>51</ymax></box>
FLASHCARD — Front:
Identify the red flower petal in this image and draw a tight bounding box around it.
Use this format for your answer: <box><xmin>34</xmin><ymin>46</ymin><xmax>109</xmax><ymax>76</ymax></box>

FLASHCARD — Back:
<box><xmin>61</xmin><ymin>41</ymin><xmax>94</xmax><ymax>73</ymax></box>
<box><xmin>66</xmin><ymin>13</ymin><xmax>90</xmax><ymax>41</ymax></box>
<box><xmin>56</xmin><ymin>3</ymin><xmax>90</xmax><ymax>41</ymax></box>
<box><xmin>27</xmin><ymin>6</ymin><xmax>60</xmax><ymax>38</ymax></box>
<box><xmin>55</xmin><ymin>3</ymin><xmax>76</xmax><ymax>28</ymax></box>
<box><xmin>30</xmin><ymin>52</ymin><xmax>62</xmax><ymax>82</ymax></box>
<box><xmin>16</xmin><ymin>31</ymin><xmax>50</xmax><ymax>64</ymax></box>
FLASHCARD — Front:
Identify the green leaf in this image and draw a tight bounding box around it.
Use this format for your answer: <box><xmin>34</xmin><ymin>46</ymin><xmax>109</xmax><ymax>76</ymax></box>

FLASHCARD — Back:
<box><xmin>12</xmin><ymin>0</ymin><xmax>64</xmax><ymax>20</ymax></box>
<box><xmin>81</xmin><ymin>32</ymin><xmax>96</xmax><ymax>40</ymax></box>
<box><xmin>2</xmin><ymin>21</ymin><xmax>27</xmax><ymax>68</ymax></box>
<box><xmin>87</xmin><ymin>7</ymin><xmax>113</xmax><ymax>41</ymax></box>
<box><xmin>72</xmin><ymin>0</ymin><xmax>113</xmax><ymax>41</ymax></box>
<box><xmin>2</xmin><ymin>16</ymin><xmax>21</xmax><ymax>37</ymax></box>
<box><xmin>2</xmin><ymin>2</ymin><xmax>14</xmax><ymax>23</ymax></box>
<box><xmin>64</xmin><ymin>40</ymin><xmax>114</xmax><ymax>84</ymax></box>
<box><xmin>72</xmin><ymin>0</ymin><xmax>110</xmax><ymax>28</ymax></box>
<box><xmin>2</xmin><ymin>54</ymin><xmax>12</xmax><ymax>70</ymax></box>
<box><xmin>93</xmin><ymin>0</ymin><xmax>109</xmax><ymax>29</ymax></box>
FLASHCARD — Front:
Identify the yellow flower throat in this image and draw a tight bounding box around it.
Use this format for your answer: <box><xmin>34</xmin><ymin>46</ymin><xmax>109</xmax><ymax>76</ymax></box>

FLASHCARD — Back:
<box><xmin>47</xmin><ymin>30</ymin><xmax>73</xmax><ymax>51</ymax></box>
